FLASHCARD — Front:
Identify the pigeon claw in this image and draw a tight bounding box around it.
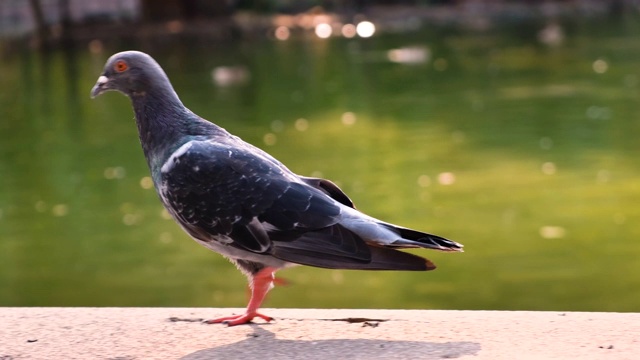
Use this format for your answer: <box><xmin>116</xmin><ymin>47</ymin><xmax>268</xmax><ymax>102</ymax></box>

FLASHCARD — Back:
<box><xmin>204</xmin><ymin>267</ymin><xmax>278</xmax><ymax>326</ymax></box>
<box><xmin>204</xmin><ymin>312</ymin><xmax>273</xmax><ymax>326</ymax></box>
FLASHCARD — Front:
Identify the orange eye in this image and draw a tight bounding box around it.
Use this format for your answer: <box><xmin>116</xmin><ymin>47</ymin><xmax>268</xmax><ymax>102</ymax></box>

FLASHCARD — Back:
<box><xmin>114</xmin><ymin>60</ymin><xmax>128</xmax><ymax>72</ymax></box>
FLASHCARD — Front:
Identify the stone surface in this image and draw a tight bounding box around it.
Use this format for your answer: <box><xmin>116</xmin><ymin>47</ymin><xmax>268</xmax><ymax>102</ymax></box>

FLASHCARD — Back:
<box><xmin>1</xmin><ymin>308</ymin><xmax>638</xmax><ymax>359</ymax></box>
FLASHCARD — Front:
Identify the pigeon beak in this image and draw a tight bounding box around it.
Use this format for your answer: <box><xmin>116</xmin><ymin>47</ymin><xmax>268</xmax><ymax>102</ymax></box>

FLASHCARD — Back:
<box><xmin>90</xmin><ymin>75</ymin><xmax>110</xmax><ymax>98</ymax></box>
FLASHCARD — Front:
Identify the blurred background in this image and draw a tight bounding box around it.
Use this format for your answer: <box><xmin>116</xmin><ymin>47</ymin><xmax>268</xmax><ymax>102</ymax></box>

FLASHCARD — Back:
<box><xmin>0</xmin><ymin>0</ymin><xmax>639</xmax><ymax>312</ymax></box>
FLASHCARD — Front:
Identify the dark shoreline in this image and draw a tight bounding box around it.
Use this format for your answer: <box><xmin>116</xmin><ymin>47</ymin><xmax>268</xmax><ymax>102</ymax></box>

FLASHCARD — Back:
<box><xmin>0</xmin><ymin>2</ymin><xmax>634</xmax><ymax>55</ymax></box>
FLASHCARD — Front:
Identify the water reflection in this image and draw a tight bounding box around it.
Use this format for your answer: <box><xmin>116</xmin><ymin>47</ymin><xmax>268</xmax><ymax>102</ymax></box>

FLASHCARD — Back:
<box><xmin>1</xmin><ymin>18</ymin><xmax>639</xmax><ymax>311</ymax></box>
<box><xmin>211</xmin><ymin>66</ymin><xmax>250</xmax><ymax>87</ymax></box>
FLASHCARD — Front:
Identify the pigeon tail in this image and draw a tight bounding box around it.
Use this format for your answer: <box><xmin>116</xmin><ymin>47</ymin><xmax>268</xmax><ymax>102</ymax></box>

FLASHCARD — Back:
<box><xmin>273</xmin><ymin>241</ymin><xmax>436</xmax><ymax>271</ymax></box>
<box><xmin>382</xmin><ymin>223</ymin><xmax>464</xmax><ymax>252</ymax></box>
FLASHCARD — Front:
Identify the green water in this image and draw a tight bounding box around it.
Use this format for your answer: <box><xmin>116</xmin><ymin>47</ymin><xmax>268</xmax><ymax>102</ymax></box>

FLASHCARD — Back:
<box><xmin>1</xmin><ymin>18</ymin><xmax>639</xmax><ymax>312</ymax></box>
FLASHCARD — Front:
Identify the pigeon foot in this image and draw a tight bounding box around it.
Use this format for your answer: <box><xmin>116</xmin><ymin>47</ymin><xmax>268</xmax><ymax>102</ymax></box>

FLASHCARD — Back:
<box><xmin>204</xmin><ymin>312</ymin><xmax>273</xmax><ymax>326</ymax></box>
<box><xmin>204</xmin><ymin>267</ymin><xmax>277</xmax><ymax>326</ymax></box>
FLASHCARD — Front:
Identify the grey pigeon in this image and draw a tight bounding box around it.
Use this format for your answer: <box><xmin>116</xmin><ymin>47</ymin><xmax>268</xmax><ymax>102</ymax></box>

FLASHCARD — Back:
<box><xmin>91</xmin><ymin>51</ymin><xmax>463</xmax><ymax>326</ymax></box>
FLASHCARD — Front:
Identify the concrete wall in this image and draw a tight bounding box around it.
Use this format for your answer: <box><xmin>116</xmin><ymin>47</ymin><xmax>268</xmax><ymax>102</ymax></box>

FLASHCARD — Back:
<box><xmin>1</xmin><ymin>308</ymin><xmax>638</xmax><ymax>359</ymax></box>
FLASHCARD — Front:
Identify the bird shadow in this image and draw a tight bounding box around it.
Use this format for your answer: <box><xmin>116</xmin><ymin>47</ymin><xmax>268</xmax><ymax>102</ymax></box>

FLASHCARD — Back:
<box><xmin>181</xmin><ymin>325</ymin><xmax>480</xmax><ymax>360</ymax></box>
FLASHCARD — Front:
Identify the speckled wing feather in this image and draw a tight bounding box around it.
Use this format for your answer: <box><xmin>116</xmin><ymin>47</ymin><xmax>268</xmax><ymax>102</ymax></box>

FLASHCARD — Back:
<box><xmin>158</xmin><ymin>139</ymin><xmax>385</xmax><ymax>267</ymax></box>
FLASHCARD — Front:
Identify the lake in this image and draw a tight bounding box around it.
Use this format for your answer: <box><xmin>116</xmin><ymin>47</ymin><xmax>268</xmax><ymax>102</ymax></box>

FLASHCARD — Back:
<box><xmin>1</xmin><ymin>15</ymin><xmax>639</xmax><ymax>312</ymax></box>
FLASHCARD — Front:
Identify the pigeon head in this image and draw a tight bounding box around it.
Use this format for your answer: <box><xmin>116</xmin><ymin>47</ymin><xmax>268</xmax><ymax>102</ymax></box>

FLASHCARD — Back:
<box><xmin>90</xmin><ymin>51</ymin><xmax>176</xmax><ymax>99</ymax></box>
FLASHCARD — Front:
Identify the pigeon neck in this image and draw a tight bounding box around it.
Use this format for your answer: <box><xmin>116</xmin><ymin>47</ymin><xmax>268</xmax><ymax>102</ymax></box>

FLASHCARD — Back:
<box><xmin>130</xmin><ymin>88</ymin><xmax>190</xmax><ymax>167</ymax></box>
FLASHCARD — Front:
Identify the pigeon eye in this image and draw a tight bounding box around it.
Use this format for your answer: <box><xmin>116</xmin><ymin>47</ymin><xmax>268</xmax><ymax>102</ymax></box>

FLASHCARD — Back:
<box><xmin>114</xmin><ymin>60</ymin><xmax>128</xmax><ymax>73</ymax></box>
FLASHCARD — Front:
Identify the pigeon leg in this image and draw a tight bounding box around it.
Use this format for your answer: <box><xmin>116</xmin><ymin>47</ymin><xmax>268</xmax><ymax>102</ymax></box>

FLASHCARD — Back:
<box><xmin>205</xmin><ymin>267</ymin><xmax>276</xmax><ymax>326</ymax></box>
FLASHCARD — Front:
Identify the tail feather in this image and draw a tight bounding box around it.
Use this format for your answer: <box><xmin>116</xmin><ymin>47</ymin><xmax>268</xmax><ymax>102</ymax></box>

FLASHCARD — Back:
<box><xmin>271</xmin><ymin>224</ymin><xmax>437</xmax><ymax>271</ymax></box>
<box><xmin>273</xmin><ymin>242</ymin><xmax>436</xmax><ymax>271</ymax></box>
<box><xmin>381</xmin><ymin>223</ymin><xmax>464</xmax><ymax>252</ymax></box>
<box><xmin>367</xmin><ymin>245</ymin><xmax>437</xmax><ymax>271</ymax></box>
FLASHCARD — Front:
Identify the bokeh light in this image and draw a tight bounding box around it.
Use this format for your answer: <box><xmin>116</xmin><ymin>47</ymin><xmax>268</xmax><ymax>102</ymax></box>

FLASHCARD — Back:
<box><xmin>356</xmin><ymin>21</ymin><xmax>375</xmax><ymax>38</ymax></box>
<box><xmin>295</xmin><ymin>118</ymin><xmax>309</xmax><ymax>131</ymax></box>
<box><xmin>341</xmin><ymin>112</ymin><xmax>356</xmax><ymax>126</ymax></box>
<box><xmin>593</xmin><ymin>59</ymin><xmax>608</xmax><ymax>74</ymax></box>
<box><xmin>341</xmin><ymin>24</ymin><xmax>357</xmax><ymax>38</ymax></box>
<box><xmin>275</xmin><ymin>26</ymin><xmax>290</xmax><ymax>41</ymax></box>
<box><xmin>315</xmin><ymin>23</ymin><xmax>332</xmax><ymax>39</ymax></box>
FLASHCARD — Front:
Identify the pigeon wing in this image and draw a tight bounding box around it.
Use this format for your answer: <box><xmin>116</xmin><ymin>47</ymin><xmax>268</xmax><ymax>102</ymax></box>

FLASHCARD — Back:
<box><xmin>299</xmin><ymin>176</ymin><xmax>355</xmax><ymax>208</ymax></box>
<box><xmin>158</xmin><ymin>140</ymin><xmax>373</xmax><ymax>265</ymax></box>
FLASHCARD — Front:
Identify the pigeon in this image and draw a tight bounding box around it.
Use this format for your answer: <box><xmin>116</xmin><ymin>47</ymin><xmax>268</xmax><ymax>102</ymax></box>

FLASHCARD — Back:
<box><xmin>91</xmin><ymin>51</ymin><xmax>463</xmax><ymax>326</ymax></box>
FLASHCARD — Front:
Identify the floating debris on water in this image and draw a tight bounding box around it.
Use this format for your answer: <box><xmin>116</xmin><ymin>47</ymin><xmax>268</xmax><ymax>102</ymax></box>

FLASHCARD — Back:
<box><xmin>104</xmin><ymin>166</ymin><xmax>126</xmax><ymax>180</ymax></box>
<box><xmin>417</xmin><ymin>175</ymin><xmax>431</xmax><ymax>187</ymax></box>
<box><xmin>341</xmin><ymin>112</ymin><xmax>356</xmax><ymax>126</ymax></box>
<box><xmin>295</xmin><ymin>118</ymin><xmax>309</xmax><ymax>131</ymax></box>
<box><xmin>52</xmin><ymin>204</ymin><xmax>68</xmax><ymax>217</ymax></box>
<box><xmin>437</xmin><ymin>172</ymin><xmax>456</xmax><ymax>185</ymax></box>
<box><xmin>263</xmin><ymin>133</ymin><xmax>277</xmax><ymax>146</ymax></box>
<box><xmin>140</xmin><ymin>176</ymin><xmax>153</xmax><ymax>189</ymax></box>
<box><xmin>541</xmin><ymin>162</ymin><xmax>557</xmax><ymax>175</ymax></box>
<box><xmin>539</xmin><ymin>226</ymin><xmax>566</xmax><ymax>239</ymax></box>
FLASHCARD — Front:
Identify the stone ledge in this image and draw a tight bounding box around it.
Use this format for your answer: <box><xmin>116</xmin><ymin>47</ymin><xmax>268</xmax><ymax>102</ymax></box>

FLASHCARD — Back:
<box><xmin>1</xmin><ymin>308</ymin><xmax>638</xmax><ymax>359</ymax></box>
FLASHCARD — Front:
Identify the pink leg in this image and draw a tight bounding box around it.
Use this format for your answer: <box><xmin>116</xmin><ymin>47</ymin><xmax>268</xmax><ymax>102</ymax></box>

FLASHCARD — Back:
<box><xmin>205</xmin><ymin>267</ymin><xmax>277</xmax><ymax>326</ymax></box>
